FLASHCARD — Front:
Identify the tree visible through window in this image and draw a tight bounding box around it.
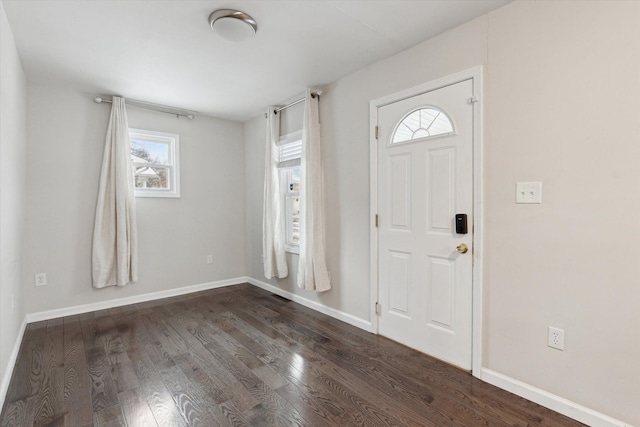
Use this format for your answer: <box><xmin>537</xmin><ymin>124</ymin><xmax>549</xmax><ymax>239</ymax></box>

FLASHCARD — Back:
<box><xmin>129</xmin><ymin>129</ymin><xmax>180</xmax><ymax>198</ymax></box>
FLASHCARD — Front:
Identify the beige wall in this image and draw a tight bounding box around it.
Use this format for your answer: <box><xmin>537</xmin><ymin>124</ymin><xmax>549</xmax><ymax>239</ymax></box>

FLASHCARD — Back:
<box><xmin>244</xmin><ymin>1</ymin><xmax>640</xmax><ymax>424</ymax></box>
<box><xmin>6</xmin><ymin>0</ymin><xmax>638</xmax><ymax>423</ymax></box>
<box><xmin>244</xmin><ymin>102</ymin><xmax>320</xmax><ymax>302</ymax></box>
<box><xmin>245</xmin><ymin>15</ymin><xmax>488</xmax><ymax>328</ymax></box>
<box><xmin>23</xmin><ymin>84</ymin><xmax>246</xmax><ymax>314</ymax></box>
<box><xmin>244</xmin><ymin>16</ymin><xmax>489</xmax><ymax>319</ymax></box>
<box><xmin>0</xmin><ymin>0</ymin><xmax>27</xmax><ymax>395</ymax></box>
<box><xmin>485</xmin><ymin>2</ymin><xmax>640</xmax><ymax>423</ymax></box>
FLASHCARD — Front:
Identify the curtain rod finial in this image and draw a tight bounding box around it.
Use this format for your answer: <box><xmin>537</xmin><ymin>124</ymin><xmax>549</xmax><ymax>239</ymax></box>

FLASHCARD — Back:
<box><xmin>94</xmin><ymin>96</ymin><xmax>103</xmax><ymax>103</ymax></box>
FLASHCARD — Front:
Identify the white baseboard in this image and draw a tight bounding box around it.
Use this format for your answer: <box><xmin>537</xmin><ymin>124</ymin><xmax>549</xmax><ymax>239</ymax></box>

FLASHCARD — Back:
<box><xmin>245</xmin><ymin>276</ymin><xmax>372</xmax><ymax>332</ymax></box>
<box><xmin>25</xmin><ymin>275</ymin><xmax>372</xmax><ymax>331</ymax></box>
<box><xmin>26</xmin><ymin>277</ymin><xmax>245</xmax><ymax>323</ymax></box>
<box><xmin>0</xmin><ymin>316</ymin><xmax>27</xmax><ymax>411</ymax></box>
<box><xmin>481</xmin><ymin>369</ymin><xmax>631</xmax><ymax>427</ymax></box>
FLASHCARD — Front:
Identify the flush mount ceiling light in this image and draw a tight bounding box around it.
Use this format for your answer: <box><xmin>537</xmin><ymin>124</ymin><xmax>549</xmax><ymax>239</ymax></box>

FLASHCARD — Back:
<box><xmin>208</xmin><ymin>9</ymin><xmax>257</xmax><ymax>42</ymax></box>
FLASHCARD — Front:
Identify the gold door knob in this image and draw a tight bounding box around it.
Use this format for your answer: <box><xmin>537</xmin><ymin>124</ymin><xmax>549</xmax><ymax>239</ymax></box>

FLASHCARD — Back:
<box><xmin>456</xmin><ymin>243</ymin><xmax>469</xmax><ymax>254</ymax></box>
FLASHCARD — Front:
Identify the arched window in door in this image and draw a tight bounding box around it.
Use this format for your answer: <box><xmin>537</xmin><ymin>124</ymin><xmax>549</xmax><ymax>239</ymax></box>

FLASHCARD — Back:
<box><xmin>391</xmin><ymin>107</ymin><xmax>454</xmax><ymax>144</ymax></box>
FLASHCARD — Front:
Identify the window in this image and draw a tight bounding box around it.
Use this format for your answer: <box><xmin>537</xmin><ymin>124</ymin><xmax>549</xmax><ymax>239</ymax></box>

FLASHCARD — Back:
<box><xmin>129</xmin><ymin>128</ymin><xmax>180</xmax><ymax>198</ymax></box>
<box><xmin>391</xmin><ymin>107</ymin><xmax>454</xmax><ymax>144</ymax></box>
<box><xmin>278</xmin><ymin>131</ymin><xmax>302</xmax><ymax>253</ymax></box>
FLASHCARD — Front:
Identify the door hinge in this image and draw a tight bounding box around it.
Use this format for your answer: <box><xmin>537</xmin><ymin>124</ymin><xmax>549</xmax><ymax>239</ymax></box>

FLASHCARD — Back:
<box><xmin>375</xmin><ymin>126</ymin><xmax>379</xmax><ymax>139</ymax></box>
<box><xmin>468</xmin><ymin>96</ymin><xmax>479</xmax><ymax>104</ymax></box>
<box><xmin>375</xmin><ymin>214</ymin><xmax>379</xmax><ymax>228</ymax></box>
<box><xmin>375</xmin><ymin>302</ymin><xmax>381</xmax><ymax>315</ymax></box>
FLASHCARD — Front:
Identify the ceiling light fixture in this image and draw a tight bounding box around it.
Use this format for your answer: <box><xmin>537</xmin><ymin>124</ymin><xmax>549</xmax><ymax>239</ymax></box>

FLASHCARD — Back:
<box><xmin>208</xmin><ymin>9</ymin><xmax>257</xmax><ymax>42</ymax></box>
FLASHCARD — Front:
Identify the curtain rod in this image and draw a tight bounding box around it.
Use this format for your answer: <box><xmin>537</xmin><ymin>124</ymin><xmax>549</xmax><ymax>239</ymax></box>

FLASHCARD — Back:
<box><xmin>273</xmin><ymin>90</ymin><xmax>323</xmax><ymax>115</ymax></box>
<box><xmin>94</xmin><ymin>96</ymin><xmax>197</xmax><ymax>120</ymax></box>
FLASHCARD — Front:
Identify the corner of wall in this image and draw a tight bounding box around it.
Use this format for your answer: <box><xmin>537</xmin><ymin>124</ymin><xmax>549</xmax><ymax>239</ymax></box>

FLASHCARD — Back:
<box><xmin>0</xmin><ymin>0</ymin><xmax>28</xmax><ymax>412</ymax></box>
<box><xmin>0</xmin><ymin>317</ymin><xmax>27</xmax><ymax>410</ymax></box>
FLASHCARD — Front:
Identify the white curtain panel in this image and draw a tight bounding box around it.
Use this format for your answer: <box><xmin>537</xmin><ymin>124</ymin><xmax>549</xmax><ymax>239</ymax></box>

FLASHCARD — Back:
<box><xmin>297</xmin><ymin>90</ymin><xmax>331</xmax><ymax>292</ymax></box>
<box><xmin>263</xmin><ymin>107</ymin><xmax>289</xmax><ymax>279</ymax></box>
<box><xmin>91</xmin><ymin>97</ymin><xmax>138</xmax><ymax>288</ymax></box>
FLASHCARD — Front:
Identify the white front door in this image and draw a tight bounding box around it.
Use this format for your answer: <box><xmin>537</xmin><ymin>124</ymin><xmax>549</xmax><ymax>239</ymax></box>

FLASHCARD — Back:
<box><xmin>377</xmin><ymin>79</ymin><xmax>474</xmax><ymax>370</ymax></box>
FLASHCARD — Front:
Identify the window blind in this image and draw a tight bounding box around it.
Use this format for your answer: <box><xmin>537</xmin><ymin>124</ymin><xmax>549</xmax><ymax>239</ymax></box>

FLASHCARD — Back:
<box><xmin>277</xmin><ymin>131</ymin><xmax>303</xmax><ymax>168</ymax></box>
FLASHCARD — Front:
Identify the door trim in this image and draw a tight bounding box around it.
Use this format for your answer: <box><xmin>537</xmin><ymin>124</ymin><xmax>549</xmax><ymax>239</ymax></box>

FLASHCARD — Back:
<box><xmin>369</xmin><ymin>67</ymin><xmax>484</xmax><ymax>376</ymax></box>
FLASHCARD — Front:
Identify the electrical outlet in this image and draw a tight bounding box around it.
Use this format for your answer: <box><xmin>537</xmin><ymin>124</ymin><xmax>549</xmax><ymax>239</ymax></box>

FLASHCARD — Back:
<box><xmin>548</xmin><ymin>326</ymin><xmax>565</xmax><ymax>350</ymax></box>
<box><xmin>35</xmin><ymin>273</ymin><xmax>47</xmax><ymax>287</ymax></box>
<box><xmin>206</xmin><ymin>255</ymin><xmax>213</xmax><ymax>264</ymax></box>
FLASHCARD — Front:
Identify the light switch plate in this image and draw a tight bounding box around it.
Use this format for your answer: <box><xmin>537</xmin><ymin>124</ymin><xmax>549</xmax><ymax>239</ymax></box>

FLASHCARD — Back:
<box><xmin>516</xmin><ymin>182</ymin><xmax>542</xmax><ymax>204</ymax></box>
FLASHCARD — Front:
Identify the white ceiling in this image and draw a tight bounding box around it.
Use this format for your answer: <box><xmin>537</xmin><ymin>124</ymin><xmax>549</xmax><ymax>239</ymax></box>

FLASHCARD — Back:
<box><xmin>3</xmin><ymin>0</ymin><xmax>510</xmax><ymax>121</ymax></box>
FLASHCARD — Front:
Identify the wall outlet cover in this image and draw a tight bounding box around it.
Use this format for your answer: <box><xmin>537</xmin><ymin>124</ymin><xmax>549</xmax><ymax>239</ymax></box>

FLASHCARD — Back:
<box><xmin>35</xmin><ymin>273</ymin><xmax>47</xmax><ymax>287</ymax></box>
<box><xmin>548</xmin><ymin>326</ymin><xmax>565</xmax><ymax>350</ymax></box>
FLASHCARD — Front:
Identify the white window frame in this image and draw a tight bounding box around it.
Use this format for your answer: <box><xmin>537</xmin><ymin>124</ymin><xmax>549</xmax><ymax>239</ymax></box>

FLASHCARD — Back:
<box><xmin>391</xmin><ymin>106</ymin><xmax>455</xmax><ymax>145</ymax></box>
<box><xmin>282</xmin><ymin>169</ymin><xmax>300</xmax><ymax>254</ymax></box>
<box><xmin>278</xmin><ymin>130</ymin><xmax>303</xmax><ymax>254</ymax></box>
<box><xmin>129</xmin><ymin>128</ymin><xmax>180</xmax><ymax>198</ymax></box>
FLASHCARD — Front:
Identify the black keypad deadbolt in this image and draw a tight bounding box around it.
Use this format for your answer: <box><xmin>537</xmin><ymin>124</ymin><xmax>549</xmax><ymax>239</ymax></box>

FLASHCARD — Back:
<box><xmin>455</xmin><ymin>214</ymin><xmax>468</xmax><ymax>234</ymax></box>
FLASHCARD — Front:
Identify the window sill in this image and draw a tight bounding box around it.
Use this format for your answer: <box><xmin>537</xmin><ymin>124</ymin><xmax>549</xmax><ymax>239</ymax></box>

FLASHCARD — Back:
<box><xmin>134</xmin><ymin>190</ymin><xmax>180</xmax><ymax>198</ymax></box>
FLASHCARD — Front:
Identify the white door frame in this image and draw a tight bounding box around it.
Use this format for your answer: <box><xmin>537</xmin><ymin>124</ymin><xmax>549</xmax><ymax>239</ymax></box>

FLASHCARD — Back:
<box><xmin>369</xmin><ymin>66</ymin><xmax>484</xmax><ymax>376</ymax></box>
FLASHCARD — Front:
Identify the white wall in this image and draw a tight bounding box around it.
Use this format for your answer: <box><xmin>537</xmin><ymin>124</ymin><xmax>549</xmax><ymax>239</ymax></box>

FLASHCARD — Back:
<box><xmin>245</xmin><ymin>101</ymin><xmax>370</xmax><ymax>321</ymax></box>
<box><xmin>245</xmin><ymin>103</ymin><xmax>316</xmax><ymax>299</ymax></box>
<box><xmin>23</xmin><ymin>84</ymin><xmax>246</xmax><ymax>314</ymax></box>
<box><xmin>5</xmin><ymin>0</ymin><xmax>639</xmax><ymax>424</ymax></box>
<box><xmin>484</xmin><ymin>2</ymin><xmax>640</xmax><ymax>424</ymax></box>
<box><xmin>245</xmin><ymin>10</ymin><xmax>487</xmax><ymax>328</ymax></box>
<box><xmin>0</xmin><ymin>0</ymin><xmax>27</xmax><ymax>399</ymax></box>
<box><xmin>244</xmin><ymin>1</ymin><xmax>640</xmax><ymax>425</ymax></box>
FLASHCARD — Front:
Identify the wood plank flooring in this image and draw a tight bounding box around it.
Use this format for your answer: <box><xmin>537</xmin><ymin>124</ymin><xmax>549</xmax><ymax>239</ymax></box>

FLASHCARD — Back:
<box><xmin>1</xmin><ymin>284</ymin><xmax>585</xmax><ymax>426</ymax></box>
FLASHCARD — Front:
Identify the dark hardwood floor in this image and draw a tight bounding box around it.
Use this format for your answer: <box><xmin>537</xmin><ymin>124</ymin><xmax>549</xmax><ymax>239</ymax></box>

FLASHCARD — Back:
<box><xmin>1</xmin><ymin>283</ymin><xmax>584</xmax><ymax>426</ymax></box>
